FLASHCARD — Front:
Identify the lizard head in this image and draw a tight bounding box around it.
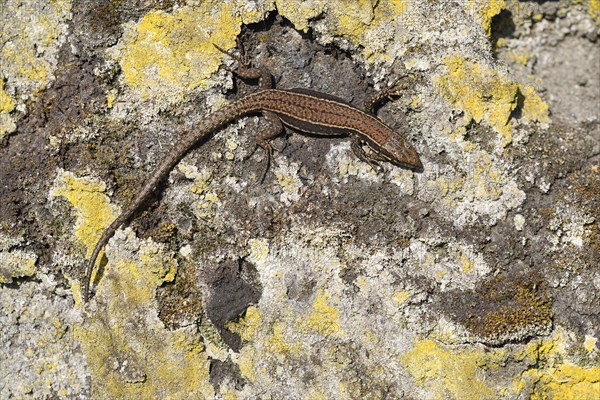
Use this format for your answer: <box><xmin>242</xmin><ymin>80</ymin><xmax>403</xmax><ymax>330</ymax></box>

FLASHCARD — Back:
<box><xmin>379</xmin><ymin>132</ymin><xmax>423</xmax><ymax>170</ymax></box>
<box><xmin>362</xmin><ymin>129</ymin><xmax>422</xmax><ymax>171</ymax></box>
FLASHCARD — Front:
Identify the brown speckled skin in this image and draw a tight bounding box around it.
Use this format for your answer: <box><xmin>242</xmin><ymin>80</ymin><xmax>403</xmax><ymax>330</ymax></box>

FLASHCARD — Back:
<box><xmin>250</xmin><ymin>89</ymin><xmax>423</xmax><ymax>169</ymax></box>
<box><xmin>84</xmin><ymin>85</ymin><xmax>421</xmax><ymax>302</ymax></box>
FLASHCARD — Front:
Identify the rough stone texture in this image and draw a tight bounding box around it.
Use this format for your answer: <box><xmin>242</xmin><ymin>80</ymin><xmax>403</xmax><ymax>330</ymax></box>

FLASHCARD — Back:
<box><xmin>0</xmin><ymin>0</ymin><xmax>598</xmax><ymax>399</ymax></box>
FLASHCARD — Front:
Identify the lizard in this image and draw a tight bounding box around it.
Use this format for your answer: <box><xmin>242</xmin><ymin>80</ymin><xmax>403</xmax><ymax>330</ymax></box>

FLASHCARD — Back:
<box><xmin>82</xmin><ymin>43</ymin><xmax>423</xmax><ymax>302</ymax></box>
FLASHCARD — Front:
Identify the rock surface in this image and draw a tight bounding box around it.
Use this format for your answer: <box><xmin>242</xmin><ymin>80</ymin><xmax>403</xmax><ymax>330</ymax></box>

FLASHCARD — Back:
<box><xmin>0</xmin><ymin>0</ymin><xmax>598</xmax><ymax>399</ymax></box>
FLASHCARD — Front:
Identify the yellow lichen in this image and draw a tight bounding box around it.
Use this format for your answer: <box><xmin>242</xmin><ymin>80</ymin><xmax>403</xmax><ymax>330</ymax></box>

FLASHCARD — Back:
<box><xmin>1</xmin><ymin>0</ymin><xmax>71</xmax><ymax>86</ymax></box>
<box><xmin>75</xmin><ymin>307</ymin><xmax>214</xmax><ymax>399</ymax></box>
<box><xmin>531</xmin><ymin>363</ymin><xmax>600</xmax><ymax>399</ymax></box>
<box><xmin>227</xmin><ymin>307</ymin><xmax>264</xmax><ymax>382</ymax></box>
<box><xmin>520</xmin><ymin>84</ymin><xmax>550</xmax><ymax>123</ymax></box>
<box><xmin>306</xmin><ymin>289</ymin><xmax>342</xmax><ymax>336</ymax></box>
<box><xmin>504</xmin><ymin>49</ymin><xmax>533</xmax><ymax>66</ymax></box>
<box><xmin>0</xmin><ymin>85</ymin><xmax>15</xmax><ymax>113</ymax></box>
<box><xmin>276</xmin><ymin>0</ymin><xmax>406</xmax><ymax>61</ymax></box>
<box><xmin>248</xmin><ymin>238</ymin><xmax>270</xmax><ymax>265</ymax></box>
<box><xmin>116</xmin><ymin>4</ymin><xmax>242</xmax><ymax>100</ymax></box>
<box><xmin>438</xmin><ymin>64</ymin><xmax>548</xmax><ymax>148</ymax></box>
<box><xmin>584</xmin><ymin>335</ymin><xmax>597</xmax><ymax>353</ymax></box>
<box><xmin>51</xmin><ymin>170</ymin><xmax>120</xmax><ymax>259</ymax></box>
<box><xmin>219</xmin><ymin>386</ymin><xmax>240</xmax><ymax>400</ymax></box>
<box><xmin>513</xmin><ymin>330</ymin><xmax>600</xmax><ymax>400</ymax></box>
<box><xmin>0</xmin><ymin>249</ymin><xmax>37</xmax><ymax>284</ymax></box>
<box><xmin>436</xmin><ymin>56</ymin><xmax>519</xmax><ymax>146</ymax></box>
<box><xmin>431</xmin><ymin>151</ymin><xmax>518</xmax><ymax>220</ymax></box>
<box><xmin>235</xmin><ymin>345</ymin><xmax>260</xmax><ymax>382</ymax></box>
<box><xmin>274</xmin><ymin>160</ymin><xmax>304</xmax><ymax>204</ymax></box>
<box><xmin>53</xmin><ymin>170</ymin><xmax>213</xmax><ymax>398</ymax></box>
<box><xmin>460</xmin><ymin>253</ymin><xmax>475</xmax><ymax>273</ymax></box>
<box><xmin>268</xmin><ymin>321</ymin><xmax>302</xmax><ymax>355</ymax></box>
<box><xmin>307</xmin><ymin>387</ymin><xmax>328</xmax><ymax>400</ymax></box>
<box><xmin>228</xmin><ymin>306</ymin><xmax>263</xmax><ymax>342</ymax></box>
<box><xmin>467</xmin><ymin>0</ymin><xmax>506</xmax><ymax>36</ymax></box>
<box><xmin>393</xmin><ymin>290</ymin><xmax>410</xmax><ymax>306</ymax></box>
<box><xmin>106</xmin><ymin>90</ymin><xmax>117</xmax><ymax>109</ymax></box>
<box><xmin>1</xmin><ymin>0</ymin><xmax>70</xmax><ymax>138</ymax></box>
<box><xmin>275</xmin><ymin>0</ymin><xmax>325</xmax><ymax>32</ymax></box>
<box><xmin>227</xmin><ymin>287</ymin><xmax>346</xmax><ymax>387</ymax></box>
<box><xmin>239</xmin><ymin>0</ymin><xmax>276</xmax><ymax>24</ymax></box>
<box><xmin>587</xmin><ymin>0</ymin><xmax>600</xmax><ymax>24</ymax></box>
<box><xmin>337</xmin><ymin>155</ymin><xmax>373</xmax><ymax>177</ymax></box>
<box><xmin>333</xmin><ymin>0</ymin><xmax>407</xmax><ymax>49</ymax></box>
<box><xmin>401</xmin><ymin>339</ymin><xmax>501</xmax><ymax>400</ymax></box>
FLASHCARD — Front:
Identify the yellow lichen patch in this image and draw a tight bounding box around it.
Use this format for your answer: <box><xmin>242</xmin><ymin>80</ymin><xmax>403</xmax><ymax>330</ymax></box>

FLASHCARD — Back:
<box><xmin>587</xmin><ymin>0</ymin><xmax>600</xmax><ymax>24</ymax></box>
<box><xmin>228</xmin><ymin>306</ymin><xmax>263</xmax><ymax>342</ymax></box>
<box><xmin>446</xmin><ymin>243</ymin><xmax>489</xmax><ymax>278</ymax></box>
<box><xmin>584</xmin><ymin>335</ymin><xmax>597</xmax><ymax>353</ymax></box>
<box><xmin>176</xmin><ymin>162</ymin><xmax>223</xmax><ymax>221</ymax></box>
<box><xmin>238</xmin><ymin>0</ymin><xmax>276</xmax><ymax>24</ymax></box>
<box><xmin>0</xmin><ymin>84</ymin><xmax>16</xmax><ymax>138</ymax></box>
<box><xmin>219</xmin><ymin>386</ymin><xmax>240</xmax><ymax>400</ymax></box>
<box><xmin>115</xmin><ymin>4</ymin><xmax>242</xmax><ymax>100</ymax></box>
<box><xmin>0</xmin><ymin>85</ymin><xmax>15</xmax><ymax>113</ymax></box>
<box><xmin>95</xmin><ymin>239</ymin><xmax>177</xmax><ymax>303</ymax></box>
<box><xmin>1</xmin><ymin>0</ymin><xmax>71</xmax><ymax>87</ymax></box>
<box><xmin>53</xmin><ymin>170</ymin><xmax>214</xmax><ymax>398</ymax></box>
<box><xmin>277</xmin><ymin>0</ymin><xmax>406</xmax><ymax>60</ymax></box>
<box><xmin>275</xmin><ymin>0</ymin><xmax>327</xmax><ymax>32</ymax></box>
<box><xmin>459</xmin><ymin>253</ymin><xmax>474</xmax><ymax>273</ymax></box>
<box><xmin>329</xmin><ymin>0</ymin><xmax>380</xmax><ymax>40</ymax></box>
<box><xmin>530</xmin><ymin>363</ymin><xmax>600</xmax><ymax>399</ymax></box>
<box><xmin>106</xmin><ymin>89</ymin><xmax>117</xmax><ymax>109</ymax></box>
<box><xmin>519</xmin><ymin>84</ymin><xmax>550</xmax><ymax>123</ymax></box>
<box><xmin>71</xmin><ymin>233</ymin><xmax>213</xmax><ymax>398</ymax></box>
<box><xmin>228</xmin><ymin>291</ymin><xmax>342</xmax><ymax>346</ymax></box>
<box><xmin>227</xmin><ymin>307</ymin><xmax>267</xmax><ymax>382</ymax></box>
<box><xmin>307</xmin><ymin>387</ymin><xmax>328</xmax><ymax>400</ymax></box>
<box><xmin>227</xmin><ymin>289</ymin><xmax>346</xmax><ymax>386</ymax></box>
<box><xmin>337</xmin><ymin>155</ymin><xmax>375</xmax><ymax>178</ymax></box>
<box><xmin>470</xmin><ymin>152</ymin><xmax>503</xmax><ymax>199</ymax></box>
<box><xmin>51</xmin><ymin>170</ymin><xmax>120</xmax><ymax>257</ymax></box>
<box><xmin>268</xmin><ymin>320</ymin><xmax>302</xmax><ymax>355</ymax></box>
<box><xmin>393</xmin><ymin>290</ymin><xmax>410</xmax><ymax>306</ymax></box>
<box><xmin>513</xmin><ymin>331</ymin><xmax>600</xmax><ymax>399</ymax></box>
<box><xmin>515</xmin><ymin>328</ymin><xmax>568</xmax><ymax>364</ymax></box>
<box><xmin>503</xmin><ymin>49</ymin><xmax>533</xmax><ymax>67</ymax></box>
<box><xmin>436</xmin><ymin>56</ymin><xmax>519</xmax><ymax>146</ymax></box>
<box><xmin>248</xmin><ymin>238</ymin><xmax>270</xmax><ymax>265</ymax></box>
<box><xmin>178</xmin><ymin>162</ymin><xmax>212</xmax><ymax>195</ymax></box>
<box><xmin>1</xmin><ymin>0</ymin><xmax>70</xmax><ymax>138</ymax></box>
<box><xmin>467</xmin><ymin>0</ymin><xmax>506</xmax><ymax>36</ymax></box>
<box><xmin>274</xmin><ymin>160</ymin><xmax>304</xmax><ymax>204</ymax></box>
<box><xmin>401</xmin><ymin>339</ymin><xmax>501</xmax><ymax>400</ymax></box>
<box><xmin>0</xmin><ymin>249</ymin><xmax>37</xmax><ymax>284</ymax></box>
<box><xmin>235</xmin><ymin>345</ymin><xmax>260</xmax><ymax>382</ymax></box>
<box><xmin>75</xmin><ymin>307</ymin><xmax>213</xmax><ymax>398</ymax></box>
<box><xmin>306</xmin><ymin>289</ymin><xmax>342</xmax><ymax>336</ymax></box>
<box><xmin>335</xmin><ymin>0</ymin><xmax>407</xmax><ymax>47</ymax></box>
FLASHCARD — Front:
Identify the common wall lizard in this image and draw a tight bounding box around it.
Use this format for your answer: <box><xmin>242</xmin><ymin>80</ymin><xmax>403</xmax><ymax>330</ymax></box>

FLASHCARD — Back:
<box><xmin>83</xmin><ymin>45</ymin><xmax>422</xmax><ymax>302</ymax></box>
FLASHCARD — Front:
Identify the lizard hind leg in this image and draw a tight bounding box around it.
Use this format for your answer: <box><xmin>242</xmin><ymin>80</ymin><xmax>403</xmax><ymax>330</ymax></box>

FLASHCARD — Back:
<box><xmin>245</xmin><ymin>111</ymin><xmax>284</xmax><ymax>183</ymax></box>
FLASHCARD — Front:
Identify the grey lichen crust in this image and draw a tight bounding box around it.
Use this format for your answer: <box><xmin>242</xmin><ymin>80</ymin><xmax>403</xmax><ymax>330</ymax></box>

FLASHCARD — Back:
<box><xmin>0</xmin><ymin>0</ymin><xmax>598</xmax><ymax>399</ymax></box>
<box><xmin>0</xmin><ymin>276</ymin><xmax>88</xmax><ymax>398</ymax></box>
